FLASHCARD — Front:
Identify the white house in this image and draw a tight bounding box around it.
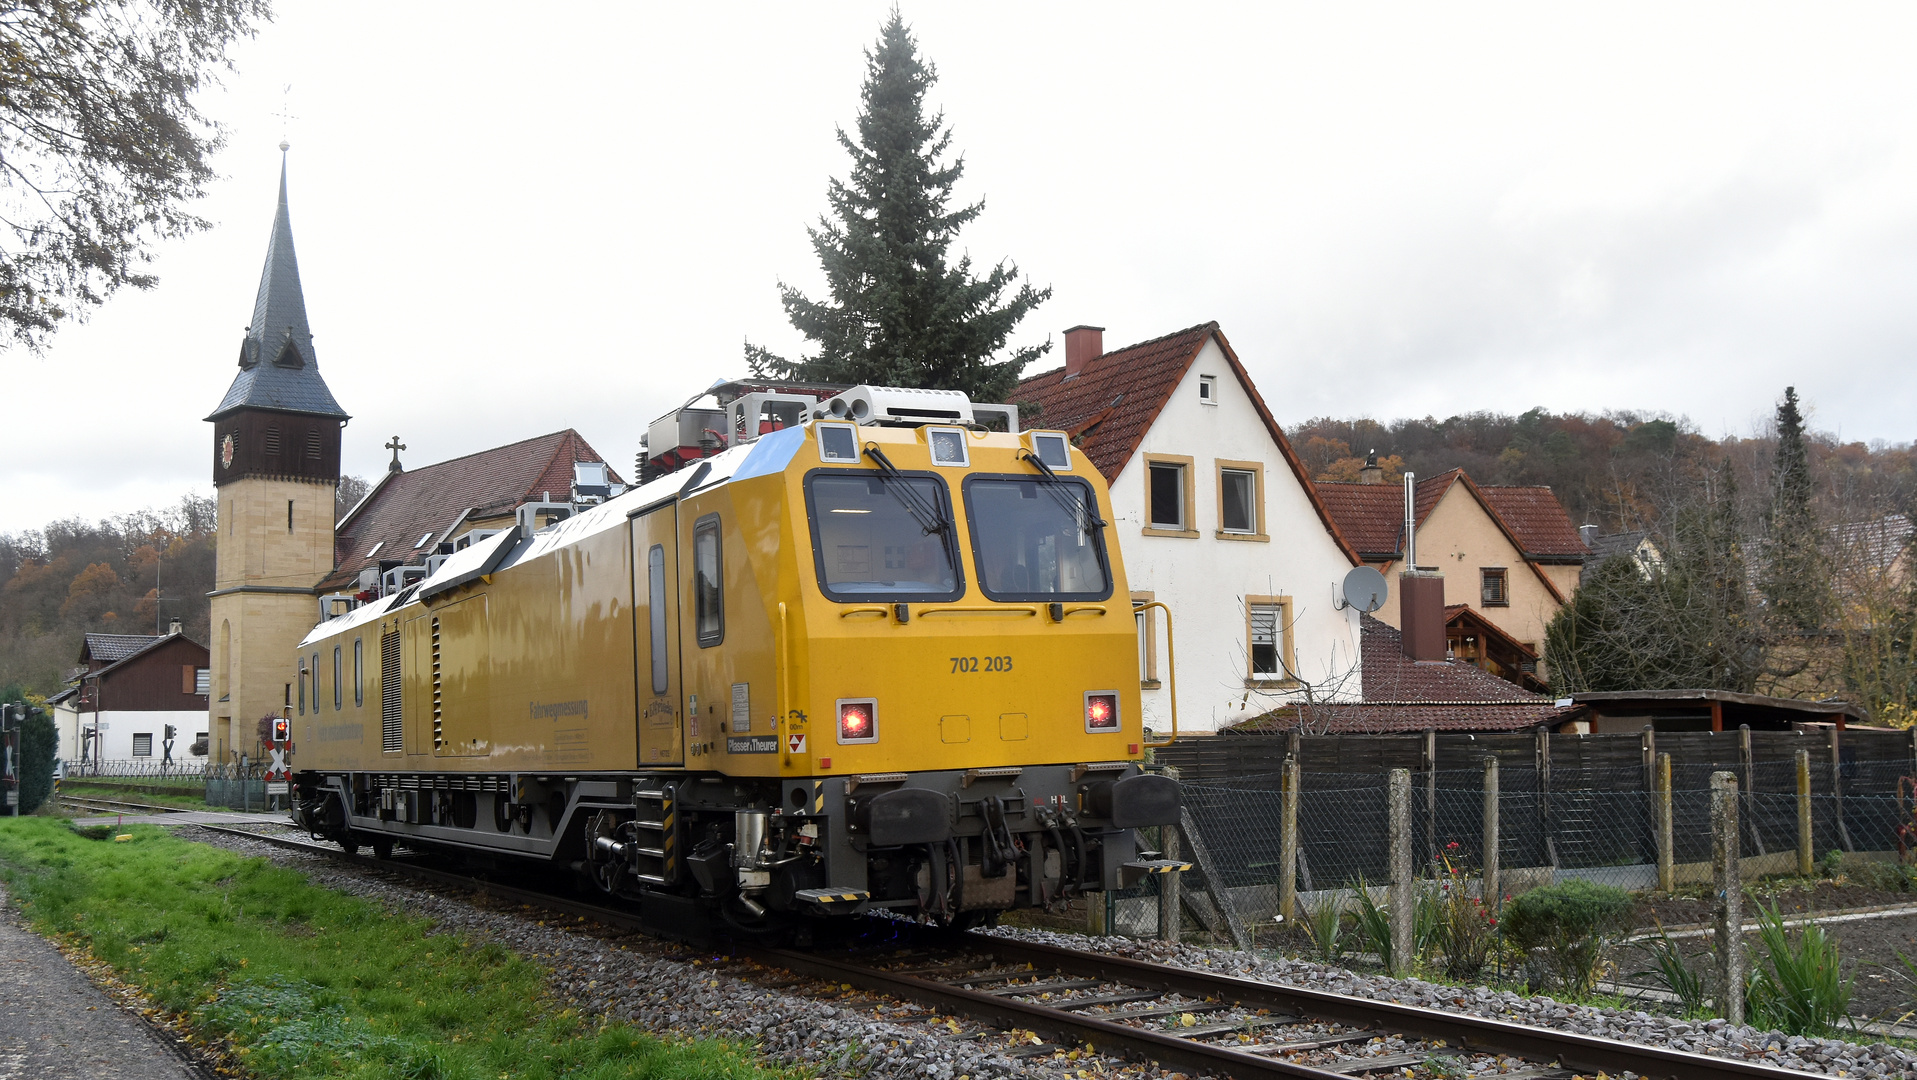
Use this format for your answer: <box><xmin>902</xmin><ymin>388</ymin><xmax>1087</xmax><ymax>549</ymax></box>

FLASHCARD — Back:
<box><xmin>1015</xmin><ymin>323</ymin><xmax>1363</xmax><ymax>733</ymax></box>
<box><xmin>60</xmin><ymin>632</ymin><xmax>211</xmax><ymax>767</ymax></box>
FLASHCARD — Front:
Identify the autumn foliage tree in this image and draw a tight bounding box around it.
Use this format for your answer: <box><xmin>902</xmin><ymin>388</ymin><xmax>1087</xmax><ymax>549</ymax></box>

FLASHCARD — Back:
<box><xmin>0</xmin><ymin>0</ymin><xmax>270</xmax><ymax>348</ymax></box>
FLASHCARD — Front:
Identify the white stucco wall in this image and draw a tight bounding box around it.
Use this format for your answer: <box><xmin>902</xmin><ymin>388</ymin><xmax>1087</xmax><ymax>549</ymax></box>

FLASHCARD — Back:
<box><xmin>87</xmin><ymin>710</ymin><xmax>209</xmax><ymax>764</ymax></box>
<box><xmin>1111</xmin><ymin>339</ymin><xmax>1361</xmax><ymax>733</ymax></box>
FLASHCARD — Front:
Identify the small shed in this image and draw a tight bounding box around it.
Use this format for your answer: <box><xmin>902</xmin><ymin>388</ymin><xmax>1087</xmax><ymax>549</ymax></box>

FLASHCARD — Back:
<box><xmin>1567</xmin><ymin>689</ymin><xmax>1866</xmax><ymax>733</ymax></box>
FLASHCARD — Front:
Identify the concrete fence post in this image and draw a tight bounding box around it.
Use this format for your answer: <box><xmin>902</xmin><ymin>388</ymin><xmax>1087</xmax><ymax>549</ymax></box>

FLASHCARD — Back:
<box><xmin>1388</xmin><ymin>767</ymin><xmax>1414</xmax><ymax>976</ymax></box>
<box><xmin>1159</xmin><ymin>823</ymin><xmax>1182</xmax><ymax>943</ymax></box>
<box><xmin>1656</xmin><ymin>752</ymin><xmax>1674</xmax><ymax>892</ymax></box>
<box><xmin>1280</xmin><ymin>754</ymin><xmax>1299</xmax><ymax>925</ymax></box>
<box><xmin>1796</xmin><ymin>749</ymin><xmax>1814</xmax><ymax>878</ymax></box>
<box><xmin>1482</xmin><ymin>755</ymin><xmax>1500</xmax><ymax>905</ymax></box>
<box><xmin>1711</xmin><ymin>770</ymin><xmax>1744</xmax><ymax>1026</ymax></box>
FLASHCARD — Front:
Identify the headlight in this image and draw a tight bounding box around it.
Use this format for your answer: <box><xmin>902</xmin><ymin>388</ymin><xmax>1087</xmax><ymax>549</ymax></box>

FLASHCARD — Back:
<box><xmin>837</xmin><ymin>698</ymin><xmax>878</xmax><ymax>743</ymax></box>
<box><xmin>1084</xmin><ymin>691</ymin><xmax>1120</xmax><ymax>732</ymax></box>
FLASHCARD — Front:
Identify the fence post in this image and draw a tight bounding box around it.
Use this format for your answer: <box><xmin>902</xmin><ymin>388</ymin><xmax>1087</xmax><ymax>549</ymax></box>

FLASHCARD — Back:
<box><xmin>1280</xmin><ymin>754</ymin><xmax>1299</xmax><ymax>926</ymax></box>
<box><xmin>1160</xmin><ymin>823</ymin><xmax>1182</xmax><ymax>943</ymax></box>
<box><xmin>1656</xmin><ymin>752</ymin><xmax>1674</xmax><ymax>892</ymax></box>
<box><xmin>1424</xmin><ymin>728</ymin><xmax>1437</xmax><ymax>873</ymax></box>
<box><xmin>1711</xmin><ymin>770</ymin><xmax>1743</xmax><ymax>1025</ymax></box>
<box><xmin>1388</xmin><ymin>767</ymin><xmax>1414</xmax><ymax>976</ymax></box>
<box><xmin>1642</xmin><ymin>725</ymin><xmax>1657</xmax><ymax>866</ymax></box>
<box><xmin>1796</xmin><ymin>749</ymin><xmax>1814</xmax><ymax>877</ymax></box>
<box><xmin>1739</xmin><ymin>724</ymin><xmax>1765</xmax><ymax>856</ymax></box>
<box><xmin>1481</xmin><ymin>755</ymin><xmax>1499</xmax><ymax>906</ymax></box>
<box><xmin>1830</xmin><ymin>726</ymin><xmax>1854</xmax><ymax>852</ymax></box>
<box><xmin>1537</xmin><ymin>729</ymin><xmax>1557</xmax><ymax>870</ymax></box>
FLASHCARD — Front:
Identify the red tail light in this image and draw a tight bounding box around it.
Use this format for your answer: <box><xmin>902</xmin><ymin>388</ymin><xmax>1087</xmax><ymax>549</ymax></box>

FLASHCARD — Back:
<box><xmin>1085</xmin><ymin>691</ymin><xmax>1120</xmax><ymax>732</ymax></box>
<box><xmin>837</xmin><ymin>698</ymin><xmax>878</xmax><ymax>743</ymax></box>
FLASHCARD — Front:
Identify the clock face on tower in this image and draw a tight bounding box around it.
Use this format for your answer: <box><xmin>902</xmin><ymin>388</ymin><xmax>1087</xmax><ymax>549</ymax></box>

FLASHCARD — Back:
<box><xmin>220</xmin><ymin>433</ymin><xmax>236</xmax><ymax>470</ymax></box>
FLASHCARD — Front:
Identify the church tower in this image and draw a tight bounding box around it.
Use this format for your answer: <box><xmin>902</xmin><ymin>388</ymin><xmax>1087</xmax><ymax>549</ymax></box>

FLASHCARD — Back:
<box><xmin>205</xmin><ymin>151</ymin><xmax>348</xmax><ymax>761</ymax></box>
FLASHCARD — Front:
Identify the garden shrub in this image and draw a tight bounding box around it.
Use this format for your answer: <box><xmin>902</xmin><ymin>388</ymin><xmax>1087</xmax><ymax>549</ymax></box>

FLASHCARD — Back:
<box><xmin>1502</xmin><ymin>878</ymin><xmax>1636</xmax><ymax>995</ymax></box>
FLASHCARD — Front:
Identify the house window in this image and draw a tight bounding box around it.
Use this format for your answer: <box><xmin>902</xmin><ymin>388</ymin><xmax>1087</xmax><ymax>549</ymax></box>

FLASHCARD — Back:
<box><xmin>1132</xmin><ymin>591</ymin><xmax>1159</xmax><ymax>688</ymax></box>
<box><xmin>132</xmin><ymin>733</ymin><xmax>153</xmax><ymax>756</ymax></box>
<box><xmin>195</xmin><ymin>668</ymin><xmax>210</xmax><ymax>694</ymax></box>
<box><xmin>1198</xmin><ymin>375</ymin><xmax>1217</xmax><ymax>404</ymax></box>
<box><xmin>1143</xmin><ymin>455</ymin><xmax>1196</xmax><ymax>536</ymax></box>
<box><xmin>1481</xmin><ymin>568</ymin><xmax>1509</xmax><ymax>607</ymax></box>
<box><xmin>1246</xmin><ymin>596</ymin><xmax>1295</xmax><ymax>684</ymax></box>
<box><xmin>287</xmin><ymin>500</ymin><xmax>294</xmax><ymax>532</ymax></box>
<box><xmin>694</xmin><ymin>515</ymin><xmax>724</xmax><ymax>647</ymax></box>
<box><xmin>1215</xmin><ymin>460</ymin><xmax>1266</xmax><ymax>539</ymax></box>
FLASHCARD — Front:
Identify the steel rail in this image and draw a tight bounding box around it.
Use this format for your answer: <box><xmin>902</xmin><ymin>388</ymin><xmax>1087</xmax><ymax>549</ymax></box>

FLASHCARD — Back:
<box><xmin>187</xmin><ymin>825</ymin><xmax>1819</xmax><ymax>1080</ymax></box>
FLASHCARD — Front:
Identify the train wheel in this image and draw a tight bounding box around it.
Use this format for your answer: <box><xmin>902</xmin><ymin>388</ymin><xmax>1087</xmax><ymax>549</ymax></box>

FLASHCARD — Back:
<box><xmin>583</xmin><ymin>811</ymin><xmax>625</xmax><ymax>895</ymax></box>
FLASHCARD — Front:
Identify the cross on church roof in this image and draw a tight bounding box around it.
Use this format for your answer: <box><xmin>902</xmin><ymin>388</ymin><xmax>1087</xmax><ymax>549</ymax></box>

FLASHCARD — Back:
<box><xmin>386</xmin><ymin>435</ymin><xmax>406</xmax><ymax>473</ymax></box>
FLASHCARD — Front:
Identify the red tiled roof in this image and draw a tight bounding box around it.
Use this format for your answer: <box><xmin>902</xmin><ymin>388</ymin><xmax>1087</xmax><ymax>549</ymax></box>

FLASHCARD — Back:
<box><xmin>1478</xmin><ymin>485</ymin><xmax>1588</xmax><ymax>560</ymax></box>
<box><xmin>1012</xmin><ymin>322</ymin><xmax>1359</xmax><ymax>564</ymax></box>
<box><xmin>1226</xmin><ymin>616</ymin><xmax>1570</xmax><ymax>734</ymax></box>
<box><xmin>324</xmin><ymin>429</ymin><xmax>619</xmax><ymax>591</ymax></box>
<box><xmin>1313</xmin><ymin>472</ymin><xmax>1456</xmax><ymax>558</ymax></box>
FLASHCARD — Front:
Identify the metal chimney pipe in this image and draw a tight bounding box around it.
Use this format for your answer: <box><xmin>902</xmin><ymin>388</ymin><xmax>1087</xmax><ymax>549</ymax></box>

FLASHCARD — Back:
<box><xmin>1403</xmin><ymin>471</ymin><xmax>1416</xmax><ymax>569</ymax></box>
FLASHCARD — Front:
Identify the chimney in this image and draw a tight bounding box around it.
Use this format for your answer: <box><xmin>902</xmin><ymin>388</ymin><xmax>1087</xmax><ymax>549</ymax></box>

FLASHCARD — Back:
<box><xmin>1359</xmin><ymin>449</ymin><xmax>1383</xmax><ymax>484</ymax></box>
<box><xmin>1579</xmin><ymin>523</ymin><xmax>1598</xmax><ymax>547</ymax></box>
<box><xmin>167</xmin><ymin>618</ymin><xmax>183</xmax><ymax>636</ymax></box>
<box><xmin>1063</xmin><ymin>325</ymin><xmax>1104</xmax><ymax>376</ymax></box>
<box><xmin>1399</xmin><ymin>570</ymin><xmax>1447</xmax><ymax>661</ymax></box>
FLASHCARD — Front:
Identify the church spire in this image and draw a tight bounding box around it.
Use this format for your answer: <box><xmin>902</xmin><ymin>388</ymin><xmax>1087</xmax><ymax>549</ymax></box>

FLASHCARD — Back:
<box><xmin>207</xmin><ymin>146</ymin><xmax>348</xmax><ymax>422</ymax></box>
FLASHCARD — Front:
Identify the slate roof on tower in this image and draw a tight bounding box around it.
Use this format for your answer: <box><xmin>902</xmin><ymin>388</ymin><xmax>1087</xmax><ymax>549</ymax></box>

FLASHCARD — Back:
<box><xmin>321</xmin><ymin>430</ymin><xmax>621</xmax><ymax>592</ymax></box>
<box><xmin>1012</xmin><ymin>321</ymin><xmax>1359</xmax><ymax>563</ymax></box>
<box><xmin>207</xmin><ymin>156</ymin><xmax>348</xmax><ymax>421</ymax></box>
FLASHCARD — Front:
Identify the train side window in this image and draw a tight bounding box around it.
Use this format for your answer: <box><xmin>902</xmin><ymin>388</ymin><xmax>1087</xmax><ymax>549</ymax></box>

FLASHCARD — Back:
<box><xmin>297</xmin><ymin>657</ymin><xmax>306</xmax><ymax>715</ymax></box>
<box><xmin>333</xmin><ymin>645</ymin><xmax>343</xmax><ymax>710</ymax></box>
<box><xmin>694</xmin><ymin>515</ymin><xmax>724</xmax><ymax>647</ymax></box>
<box><xmin>648</xmin><ymin>544</ymin><xmax>669</xmax><ymax>691</ymax></box>
<box><xmin>353</xmin><ymin>638</ymin><xmax>364</xmax><ymax>707</ymax></box>
<box><xmin>312</xmin><ymin>652</ymin><xmax>321</xmax><ymax>714</ymax></box>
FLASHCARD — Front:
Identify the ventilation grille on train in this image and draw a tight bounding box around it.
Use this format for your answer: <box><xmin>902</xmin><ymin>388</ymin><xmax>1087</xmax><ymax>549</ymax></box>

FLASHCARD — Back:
<box><xmin>380</xmin><ymin>627</ymin><xmax>401</xmax><ymax>753</ymax></box>
<box><xmin>431</xmin><ymin>617</ymin><xmax>443</xmax><ymax>750</ymax></box>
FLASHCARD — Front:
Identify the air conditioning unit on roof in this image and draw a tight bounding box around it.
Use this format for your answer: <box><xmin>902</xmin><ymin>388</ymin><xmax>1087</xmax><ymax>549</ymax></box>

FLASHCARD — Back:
<box><xmin>817</xmin><ymin>385</ymin><xmax>974</xmax><ymax>426</ymax></box>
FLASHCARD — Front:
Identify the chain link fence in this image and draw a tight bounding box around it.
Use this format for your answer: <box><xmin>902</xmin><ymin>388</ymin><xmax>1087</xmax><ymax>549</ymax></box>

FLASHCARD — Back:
<box><xmin>1131</xmin><ymin>755</ymin><xmax>1917</xmax><ymax>944</ymax></box>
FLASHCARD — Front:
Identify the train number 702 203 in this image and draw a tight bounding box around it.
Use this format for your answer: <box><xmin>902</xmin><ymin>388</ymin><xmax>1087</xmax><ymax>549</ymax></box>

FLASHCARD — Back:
<box><xmin>950</xmin><ymin>655</ymin><xmax>1013</xmax><ymax>673</ymax></box>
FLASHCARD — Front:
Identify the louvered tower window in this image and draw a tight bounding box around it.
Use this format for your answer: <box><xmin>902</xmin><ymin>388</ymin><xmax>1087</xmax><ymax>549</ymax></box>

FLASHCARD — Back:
<box><xmin>265</xmin><ymin>426</ymin><xmax>281</xmax><ymax>455</ymax></box>
<box><xmin>306</xmin><ymin>428</ymin><xmax>322</xmax><ymax>459</ymax></box>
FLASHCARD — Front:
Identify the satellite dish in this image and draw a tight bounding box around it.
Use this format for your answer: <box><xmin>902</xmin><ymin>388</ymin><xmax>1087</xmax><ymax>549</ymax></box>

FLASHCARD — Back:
<box><xmin>1338</xmin><ymin>565</ymin><xmax>1388</xmax><ymax>613</ymax></box>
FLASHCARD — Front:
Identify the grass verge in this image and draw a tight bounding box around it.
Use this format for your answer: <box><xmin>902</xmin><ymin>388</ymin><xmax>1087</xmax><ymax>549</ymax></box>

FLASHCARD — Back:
<box><xmin>59</xmin><ymin>781</ymin><xmax>217</xmax><ymax>811</ymax></box>
<box><xmin>0</xmin><ymin>817</ymin><xmax>792</xmax><ymax>1080</ymax></box>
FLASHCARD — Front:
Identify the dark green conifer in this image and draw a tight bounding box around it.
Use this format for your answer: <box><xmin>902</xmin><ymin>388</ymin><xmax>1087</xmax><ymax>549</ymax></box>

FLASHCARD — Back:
<box><xmin>746</xmin><ymin>12</ymin><xmax>1050</xmax><ymax>402</ymax></box>
<box><xmin>1759</xmin><ymin>387</ymin><xmax>1830</xmax><ymax>632</ymax></box>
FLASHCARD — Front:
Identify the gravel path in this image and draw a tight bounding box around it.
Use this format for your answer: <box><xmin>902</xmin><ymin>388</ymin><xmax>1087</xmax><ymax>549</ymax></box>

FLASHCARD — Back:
<box><xmin>186</xmin><ymin>825</ymin><xmax>1917</xmax><ymax>1078</ymax></box>
<box><xmin>0</xmin><ymin>880</ymin><xmax>203</xmax><ymax>1080</ymax></box>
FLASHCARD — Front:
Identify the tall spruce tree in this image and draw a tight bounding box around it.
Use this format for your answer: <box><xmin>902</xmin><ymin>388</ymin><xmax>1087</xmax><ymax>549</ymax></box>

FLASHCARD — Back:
<box><xmin>1759</xmin><ymin>386</ymin><xmax>1830</xmax><ymax>632</ymax></box>
<box><xmin>746</xmin><ymin>12</ymin><xmax>1050</xmax><ymax>402</ymax></box>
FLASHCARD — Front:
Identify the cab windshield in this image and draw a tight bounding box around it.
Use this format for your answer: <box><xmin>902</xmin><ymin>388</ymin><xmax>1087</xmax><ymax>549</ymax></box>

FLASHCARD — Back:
<box><xmin>963</xmin><ymin>476</ymin><xmax>1113</xmax><ymax>602</ymax></box>
<box><xmin>805</xmin><ymin>471</ymin><xmax>963</xmax><ymax>602</ymax></box>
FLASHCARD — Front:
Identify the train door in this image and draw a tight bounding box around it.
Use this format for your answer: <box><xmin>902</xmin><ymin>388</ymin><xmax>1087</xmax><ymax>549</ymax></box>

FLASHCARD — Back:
<box><xmin>631</xmin><ymin>505</ymin><xmax>684</xmax><ymax>766</ymax></box>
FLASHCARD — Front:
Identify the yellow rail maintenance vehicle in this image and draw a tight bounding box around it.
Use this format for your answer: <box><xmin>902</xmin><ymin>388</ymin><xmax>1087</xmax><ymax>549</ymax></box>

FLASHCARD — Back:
<box><xmin>291</xmin><ymin>383</ymin><xmax>1183</xmax><ymax>936</ymax></box>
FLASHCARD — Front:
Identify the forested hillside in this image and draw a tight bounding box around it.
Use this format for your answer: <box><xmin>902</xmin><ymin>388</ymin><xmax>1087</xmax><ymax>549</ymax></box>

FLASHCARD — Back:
<box><xmin>1290</xmin><ymin>407</ymin><xmax>1915</xmax><ymax>534</ymax></box>
<box><xmin>0</xmin><ymin>481</ymin><xmax>370</xmax><ymax>697</ymax></box>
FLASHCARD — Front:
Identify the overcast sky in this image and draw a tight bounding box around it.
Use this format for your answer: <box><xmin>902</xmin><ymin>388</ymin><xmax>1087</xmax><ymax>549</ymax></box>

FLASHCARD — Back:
<box><xmin>4</xmin><ymin>2</ymin><xmax>1915</xmax><ymax>533</ymax></box>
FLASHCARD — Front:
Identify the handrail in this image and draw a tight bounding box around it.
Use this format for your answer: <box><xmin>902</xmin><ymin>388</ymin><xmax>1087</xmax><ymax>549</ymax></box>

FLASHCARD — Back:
<box><xmin>837</xmin><ymin>606</ymin><xmax>890</xmax><ymax>619</ymax></box>
<box><xmin>917</xmin><ymin>606</ymin><xmax>1038</xmax><ymax>618</ymax></box>
<box><xmin>777</xmin><ymin>601</ymin><xmax>791</xmax><ymax>767</ymax></box>
<box><xmin>1060</xmin><ymin>605</ymin><xmax>1107</xmax><ymax>618</ymax></box>
<box><xmin>1137</xmin><ymin>601</ymin><xmax>1178</xmax><ymax>747</ymax></box>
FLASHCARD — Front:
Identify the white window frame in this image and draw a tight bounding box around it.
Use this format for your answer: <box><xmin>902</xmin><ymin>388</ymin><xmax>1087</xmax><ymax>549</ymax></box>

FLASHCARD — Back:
<box><xmin>132</xmin><ymin>733</ymin><xmax>153</xmax><ymax>756</ymax></box>
<box><xmin>1198</xmin><ymin>374</ymin><xmax>1218</xmax><ymax>404</ymax></box>
<box><xmin>1246</xmin><ymin>595</ymin><xmax>1296</xmax><ymax>686</ymax></box>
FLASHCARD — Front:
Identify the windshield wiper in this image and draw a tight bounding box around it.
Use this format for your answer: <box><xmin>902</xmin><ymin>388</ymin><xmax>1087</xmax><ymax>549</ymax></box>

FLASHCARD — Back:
<box><xmin>1017</xmin><ymin>449</ymin><xmax>1107</xmax><ymax>534</ymax></box>
<box><xmin>862</xmin><ymin>444</ymin><xmax>950</xmax><ymax>536</ymax></box>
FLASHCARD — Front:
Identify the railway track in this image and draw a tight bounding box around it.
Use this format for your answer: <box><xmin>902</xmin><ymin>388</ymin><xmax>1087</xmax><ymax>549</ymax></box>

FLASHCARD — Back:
<box><xmin>60</xmin><ymin>793</ymin><xmax>191</xmax><ymax>816</ymax></box>
<box><xmin>189</xmin><ymin>823</ymin><xmax>1818</xmax><ymax>1080</ymax></box>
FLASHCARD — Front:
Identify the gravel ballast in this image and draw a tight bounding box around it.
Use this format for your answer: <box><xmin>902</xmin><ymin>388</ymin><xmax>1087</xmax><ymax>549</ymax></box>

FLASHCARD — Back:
<box><xmin>188</xmin><ymin>826</ymin><xmax>1917</xmax><ymax>1078</ymax></box>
